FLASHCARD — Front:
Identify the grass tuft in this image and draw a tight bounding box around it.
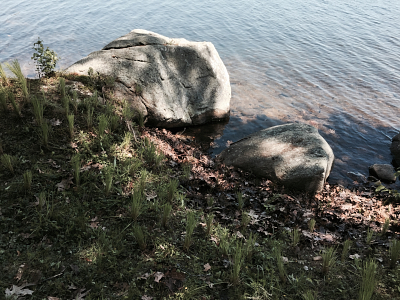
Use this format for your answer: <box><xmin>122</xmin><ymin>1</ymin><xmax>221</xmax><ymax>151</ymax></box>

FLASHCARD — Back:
<box><xmin>6</xmin><ymin>59</ymin><xmax>29</xmax><ymax>101</ymax></box>
<box><xmin>32</xmin><ymin>95</ymin><xmax>44</xmax><ymax>125</ymax></box>
<box><xmin>231</xmin><ymin>241</ymin><xmax>244</xmax><ymax>284</ymax></box>
<box><xmin>237</xmin><ymin>191</ymin><xmax>244</xmax><ymax>210</ymax></box>
<box><xmin>292</xmin><ymin>228</ymin><xmax>300</xmax><ymax>247</ymax></box>
<box><xmin>71</xmin><ymin>154</ymin><xmax>81</xmax><ymax>186</ymax></box>
<box><xmin>40</xmin><ymin>122</ymin><xmax>49</xmax><ymax>146</ymax></box>
<box><xmin>358</xmin><ymin>259</ymin><xmax>377</xmax><ymax>300</ymax></box>
<box><xmin>366</xmin><ymin>228</ymin><xmax>374</xmax><ymax>245</ymax></box>
<box><xmin>381</xmin><ymin>218</ymin><xmax>390</xmax><ymax>235</ymax></box>
<box><xmin>322</xmin><ymin>247</ymin><xmax>337</xmax><ymax>275</ymax></box>
<box><xmin>341</xmin><ymin>239</ymin><xmax>352</xmax><ymax>262</ymax></box>
<box><xmin>131</xmin><ymin>188</ymin><xmax>144</xmax><ymax>221</ymax></box>
<box><xmin>0</xmin><ymin>89</ymin><xmax>7</xmax><ymax>112</ymax></box>
<box><xmin>133</xmin><ymin>224</ymin><xmax>146</xmax><ymax>250</ymax></box>
<box><xmin>67</xmin><ymin>114</ymin><xmax>74</xmax><ymax>138</ymax></box>
<box><xmin>274</xmin><ymin>243</ymin><xmax>286</xmax><ymax>282</ymax></box>
<box><xmin>389</xmin><ymin>239</ymin><xmax>400</xmax><ymax>269</ymax></box>
<box><xmin>308</xmin><ymin>219</ymin><xmax>316</xmax><ymax>232</ymax></box>
<box><xmin>183</xmin><ymin>211</ymin><xmax>196</xmax><ymax>251</ymax></box>
<box><xmin>0</xmin><ymin>63</ymin><xmax>8</xmax><ymax>85</ymax></box>
<box><xmin>205</xmin><ymin>213</ymin><xmax>214</xmax><ymax>236</ymax></box>
<box><xmin>23</xmin><ymin>170</ymin><xmax>32</xmax><ymax>191</ymax></box>
<box><xmin>8</xmin><ymin>90</ymin><xmax>21</xmax><ymax>117</ymax></box>
<box><xmin>161</xmin><ymin>203</ymin><xmax>172</xmax><ymax>228</ymax></box>
<box><xmin>1</xmin><ymin>154</ymin><xmax>15</xmax><ymax>174</ymax></box>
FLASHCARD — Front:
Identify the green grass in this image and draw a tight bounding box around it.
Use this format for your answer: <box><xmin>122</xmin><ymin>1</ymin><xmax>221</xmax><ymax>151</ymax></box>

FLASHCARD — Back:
<box><xmin>1</xmin><ymin>73</ymin><xmax>399</xmax><ymax>300</ymax></box>
<box><xmin>358</xmin><ymin>259</ymin><xmax>377</xmax><ymax>300</ymax></box>
<box><xmin>0</xmin><ymin>63</ymin><xmax>7</xmax><ymax>85</ymax></box>
<box><xmin>6</xmin><ymin>59</ymin><xmax>29</xmax><ymax>101</ymax></box>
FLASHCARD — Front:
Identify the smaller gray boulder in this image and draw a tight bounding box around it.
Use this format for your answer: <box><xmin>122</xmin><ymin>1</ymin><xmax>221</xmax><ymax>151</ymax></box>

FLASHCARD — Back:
<box><xmin>219</xmin><ymin>123</ymin><xmax>334</xmax><ymax>193</ymax></box>
<box><xmin>391</xmin><ymin>133</ymin><xmax>400</xmax><ymax>166</ymax></box>
<box><xmin>368</xmin><ymin>164</ymin><xmax>396</xmax><ymax>183</ymax></box>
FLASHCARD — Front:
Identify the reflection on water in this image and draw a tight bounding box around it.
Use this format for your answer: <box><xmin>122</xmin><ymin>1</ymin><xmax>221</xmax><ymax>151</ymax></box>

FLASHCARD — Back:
<box><xmin>1</xmin><ymin>0</ymin><xmax>400</xmax><ymax>186</ymax></box>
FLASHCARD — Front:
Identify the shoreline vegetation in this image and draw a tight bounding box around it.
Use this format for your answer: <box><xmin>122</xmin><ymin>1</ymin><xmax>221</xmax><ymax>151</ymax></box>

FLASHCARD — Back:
<box><xmin>1</xmin><ymin>61</ymin><xmax>400</xmax><ymax>299</ymax></box>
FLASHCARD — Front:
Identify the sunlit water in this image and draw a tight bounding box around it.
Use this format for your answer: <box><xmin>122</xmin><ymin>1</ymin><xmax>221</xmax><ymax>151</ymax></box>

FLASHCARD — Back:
<box><xmin>1</xmin><ymin>0</ymin><xmax>400</xmax><ymax>186</ymax></box>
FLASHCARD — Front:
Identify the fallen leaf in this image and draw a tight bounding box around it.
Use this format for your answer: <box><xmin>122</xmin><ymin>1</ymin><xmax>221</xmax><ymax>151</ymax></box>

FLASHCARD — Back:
<box><xmin>313</xmin><ymin>256</ymin><xmax>323</xmax><ymax>261</ymax></box>
<box><xmin>210</xmin><ymin>236</ymin><xmax>219</xmax><ymax>244</ymax></box>
<box><xmin>14</xmin><ymin>264</ymin><xmax>25</xmax><ymax>281</ymax></box>
<box><xmin>56</xmin><ymin>177</ymin><xmax>73</xmax><ymax>191</ymax></box>
<box><xmin>138</xmin><ymin>273</ymin><xmax>151</xmax><ymax>280</ymax></box>
<box><xmin>142</xmin><ymin>295</ymin><xmax>153</xmax><ymax>300</ymax></box>
<box><xmin>282</xmin><ymin>256</ymin><xmax>289</xmax><ymax>263</ymax></box>
<box><xmin>204</xmin><ymin>263</ymin><xmax>211</xmax><ymax>272</ymax></box>
<box><xmin>236</xmin><ymin>231</ymin><xmax>245</xmax><ymax>239</ymax></box>
<box><xmin>5</xmin><ymin>284</ymin><xmax>34</xmax><ymax>297</ymax></box>
<box><xmin>50</xmin><ymin>119</ymin><xmax>62</xmax><ymax>126</ymax></box>
<box><xmin>349</xmin><ymin>254</ymin><xmax>361</xmax><ymax>260</ymax></box>
<box><xmin>154</xmin><ymin>272</ymin><xmax>164</xmax><ymax>283</ymax></box>
<box><xmin>48</xmin><ymin>297</ymin><xmax>60</xmax><ymax>300</ymax></box>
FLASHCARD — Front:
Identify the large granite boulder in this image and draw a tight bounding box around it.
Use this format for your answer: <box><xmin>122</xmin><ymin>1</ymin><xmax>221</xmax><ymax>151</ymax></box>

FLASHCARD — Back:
<box><xmin>65</xmin><ymin>29</ymin><xmax>231</xmax><ymax>127</ymax></box>
<box><xmin>219</xmin><ymin>123</ymin><xmax>334</xmax><ymax>193</ymax></box>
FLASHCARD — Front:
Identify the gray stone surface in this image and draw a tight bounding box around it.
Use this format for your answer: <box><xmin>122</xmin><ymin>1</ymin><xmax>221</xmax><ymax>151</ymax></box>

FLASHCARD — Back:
<box><xmin>65</xmin><ymin>29</ymin><xmax>231</xmax><ymax>127</ymax></box>
<box><xmin>219</xmin><ymin>123</ymin><xmax>334</xmax><ymax>193</ymax></box>
<box><xmin>391</xmin><ymin>133</ymin><xmax>400</xmax><ymax>166</ymax></box>
<box><xmin>368</xmin><ymin>164</ymin><xmax>396</xmax><ymax>183</ymax></box>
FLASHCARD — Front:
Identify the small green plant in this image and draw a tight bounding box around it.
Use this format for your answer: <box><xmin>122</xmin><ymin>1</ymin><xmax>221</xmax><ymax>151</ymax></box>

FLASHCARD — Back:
<box><xmin>161</xmin><ymin>203</ymin><xmax>172</xmax><ymax>228</ymax></box>
<box><xmin>23</xmin><ymin>170</ymin><xmax>32</xmax><ymax>191</ymax></box>
<box><xmin>273</xmin><ymin>243</ymin><xmax>286</xmax><ymax>282</ymax></box>
<box><xmin>59</xmin><ymin>77</ymin><xmax>66</xmax><ymax>98</ymax></box>
<box><xmin>31</xmin><ymin>38</ymin><xmax>59</xmax><ymax>77</ymax></box>
<box><xmin>31</xmin><ymin>96</ymin><xmax>44</xmax><ymax>125</ymax></box>
<box><xmin>71</xmin><ymin>90</ymin><xmax>78</xmax><ymax>113</ymax></box>
<box><xmin>67</xmin><ymin>114</ymin><xmax>74</xmax><ymax>138</ymax></box>
<box><xmin>37</xmin><ymin>191</ymin><xmax>46</xmax><ymax>210</ymax></box>
<box><xmin>237</xmin><ymin>191</ymin><xmax>244</xmax><ymax>210</ymax></box>
<box><xmin>8</xmin><ymin>91</ymin><xmax>21</xmax><ymax>117</ymax></box>
<box><xmin>205</xmin><ymin>213</ymin><xmax>214</xmax><ymax>235</ymax></box>
<box><xmin>86</xmin><ymin>106</ymin><xmax>94</xmax><ymax>129</ymax></box>
<box><xmin>381</xmin><ymin>218</ymin><xmax>390</xmax><ymax>235</ymax></box>
<box><xmin>389</xmin><ymin>239</ymin><xmax>400</xmax><ymax>269</ymax></box>
<box><xmin>6</xmin><ymin>59</ymin><xmax>29</xmax><ymax>101</ymax></box>
<box><xmin>98</xmin><ymin>114</ymin><xmax>108</xmax><ymax>137</ymax></box>
<box><xmin>241</xmin><ymin>211</ymin><xmax>251</xmax><ymax>228</ymax></box>
<box><xmin>308</xmin><ymin>219</ymin><xmax>316</xmax><ymax>232</ymax></box>
<box><xmin>181</xmin><ymin>162</ymin><xmax>191</xmax><ymax>182</ymax></box>
<box><xmin>1</xmin><ymin>154</ymin><xmax>15</xmax><ymax>174</ymax></box>
<box><xmin>341</xmin><ymin>239</ymin><xmax>352</xmax><ymax>262</ymax></box>
<box><xmin>0</xmin><ymin>63</ymin><xmax>7</xmax><ymax>85</ymax></box>
<box><xmin>40</xmin><ymin>122</ymin><xmax>49</xmax><ymax>146</ymax></box>
<box><xmin>292</xmin><ymin>228</ymin><xmax>300</xmax><ymax>247</ymax></box>
<box><xmin>109</xmin><ymin>114</ymin><xmax>119</xmax><ymax>132</ymax></box>
<box><xmin>0</xmin><ymin>89</ymin><xmax>7</xmax><ymax>112</ymax></box>
<box><xmin>321</xmin><ymin>247</ymin><xmax>337</xmax><ymax>275</ymax></box>
<box><xmin>127</xmin><ymin>158</ymin><xmax>142</xmax><ymax>177</ymax></box>
<box><xmin>183</xmin><ymin>211</ymin><xmax>197</xmax><ymax>251</ymax></box>
<box><xmin>138</xmin><ymin>169</ymin><xmax>148</xmax><ymax>196</ymax></box>
<box><xmin>206</xmin><ymin>195</ymin><xmax>214</xmax><ymax>207</ymax></box>
<box><xmin>366</xmin><ymin>228</ymin><xmax>374</xmax><ymax>245</ymax></box>
<box><xmin>131</xmin><ymin>188</ymin><xmax>144</xmax><ymax>221</ymax></box>
<box><xmin>358</xmin><ymin>259</ymin><xmax>377</xmax><ymax>300</ymax></box>
<box><xmin>166</xmin><ymin>179</ymin><xmax>179</xmax><ymax>203</ymax></box>
<box><xmin>121</xmin><ymin>132</ymin><xmax>132</xmax><ymax>150</ymax></box>
<box><xmin>133</xmin><ymin>224</ymin><xmax>146</xmax><ymax>251</ymax></box>
<box><xmin>302</xmin><ymin>290</ymin><xmax>316</xmax><ymax>300</ymax></box>
<box><xmin>219</xmin><ymin>228</ymin><xmax>231</xmax><ymax>256</ymax></box>
<box><xmin>136</xmin><ymin>109</ymin><xmax>145</xmax><ymax>128</ymax></box>
<box><xmin>231</xmin><ymin>241</ymin><xmax>244</xmax><ymax>284</ymax></box>
<box><xmin>244</xmin><ymin>232</ymin><xmax>257</xmax><ymax>261</ymax></box>
<box><xmin>104</xmin><ymin>168</ymin><xmax>113</xmax><ymax>195</ymax></box>
<box><xmin>71</xmin><ymin>154</ymin><xmax>81</xmax><ymax>186</ymax></box>
<box><xmin>63</xmin><ymin>95</ymin><xmax>70</xmax><ymax>116</ymax></box>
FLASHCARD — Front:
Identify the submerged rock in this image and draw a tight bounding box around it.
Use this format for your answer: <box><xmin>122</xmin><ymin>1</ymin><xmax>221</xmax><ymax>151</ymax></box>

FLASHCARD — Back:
<box><xmin>219</xmin><ymin>123</ymin><xmax>334</xmax><ymax>193</ymax></box>
<box><xmin>368</xmin><ymin>164</ymin><xmax>396</xmax><ymax>183</ymax></box>
<box><xmin>65</xmin><ymin>29</ymin><xmax>231</xmax><ymax>128</ymax></box>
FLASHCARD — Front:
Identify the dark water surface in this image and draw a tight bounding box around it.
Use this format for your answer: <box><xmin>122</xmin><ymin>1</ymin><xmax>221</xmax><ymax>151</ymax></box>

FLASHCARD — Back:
<box><xmin>1</xmin><ymin>0</ymin><xmax>400</xmax><ymax>185</ymax></box>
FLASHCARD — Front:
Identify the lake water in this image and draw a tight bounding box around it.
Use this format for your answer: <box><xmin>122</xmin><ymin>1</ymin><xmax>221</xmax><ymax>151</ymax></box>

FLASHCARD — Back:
<box><xmin>1</xmin><ymin>0</ymin><xmax>400</xmax><ymax>186</ymax></box>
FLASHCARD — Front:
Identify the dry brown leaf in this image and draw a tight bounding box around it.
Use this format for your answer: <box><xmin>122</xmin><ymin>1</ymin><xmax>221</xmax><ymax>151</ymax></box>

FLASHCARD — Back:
<box><xmin>204</xmin><ymin>263</ymin><xmax>211</xmax><ymax>272</ymax></box>
<box><xmin>14</xmin><ymin>264</ymin><xmax>25</xmax><ymax>281</ymax></box>
<box><xmin>154</xmin><ymin>272</ymin><xmax>164</xmax><ymax>283</ymax></box>
<box><xmin>56</xmin><ymin>177</ymin><xmax>73</xmax><ymax>191</ymax></box>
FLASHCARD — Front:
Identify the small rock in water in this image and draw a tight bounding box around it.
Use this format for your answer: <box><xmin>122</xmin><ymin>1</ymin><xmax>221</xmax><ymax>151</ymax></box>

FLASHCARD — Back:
<box><xmin>368</xmin><ymin>164</ymin><xmax>396</xmax><ymax>183</ymax></box>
